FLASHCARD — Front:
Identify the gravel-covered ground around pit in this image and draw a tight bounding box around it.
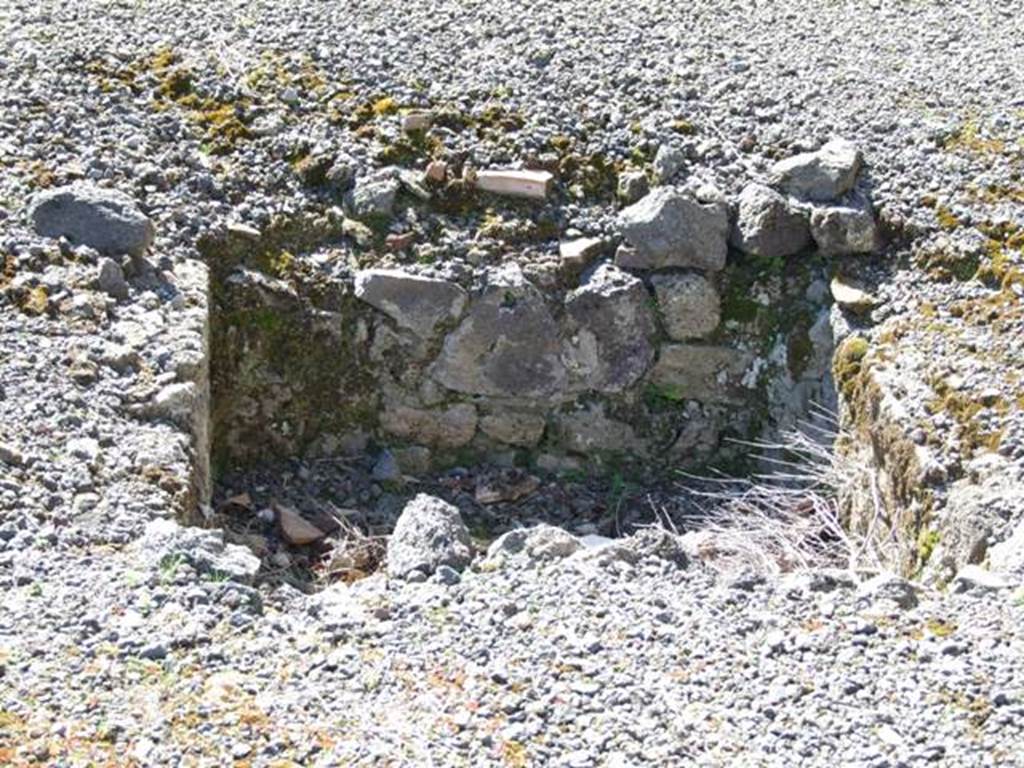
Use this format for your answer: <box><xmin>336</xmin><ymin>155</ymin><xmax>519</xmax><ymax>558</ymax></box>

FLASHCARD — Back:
<box><xmin>2</xmin><ymin>1</ymin><xmax>1024</xmax><ymax>766</ymax></box>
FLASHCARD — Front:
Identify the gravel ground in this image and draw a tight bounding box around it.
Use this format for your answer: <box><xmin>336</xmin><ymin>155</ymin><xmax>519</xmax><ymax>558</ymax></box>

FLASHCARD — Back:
<box><xmin>2</xmin><ymin>1</ymin><xmax>1024</xmax><ymax>766</ymax></box>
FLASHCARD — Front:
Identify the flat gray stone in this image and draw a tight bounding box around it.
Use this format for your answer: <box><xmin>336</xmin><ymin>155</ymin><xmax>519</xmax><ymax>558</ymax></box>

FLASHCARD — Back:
<box><xmin>730</xmin><ymin>183</ymin><xmax>810</xmax><ymax>258</ymax></box>
<box><xmin>387</xmin><ymin>494</ymin><xmax>472</xmax><ymax>579</ymax></box>
<box><xmin>28</xmin><ymin>183</ymin><xmax>155</xmax><ymax>257</ymax></box>
<box><xmin>563</xmin><ymin>262</ymin><xmax>657</xmax><ymax>392</ymax></box>
<box><xmin>354</xmin><ymin>268</ymin><xmax>467</xmax><ymax>338</ymax></box>
<box><xmin>648</xmin><ymin>344</ymin><xmax>753</xmax><ymax>404</ymax></box>
<box><xmin>429</xmin><ymin>264</ymin><xmax>566</xmax><ymax>397</ymax></box>
<box><xmin>379</xmin><ymin>403</ymin><xmax>477</xmax><ymax>448</ymax></box>
<box><xmin>617</xmin><ymin>188</ymin><xmax>728</xmax><ymax>272</ymax></box>
<box><xmin>769</xmin><ymin>138</ymin><xmax>862</xmax><ymax>202</ymax></box>
<box><xmin>479</xmin><ymin>410</ymin><xmax>547</xmax><ymax>447</ymax></box>
<box><xmin>650</xmin><ymin>272</ymin><xmax>720</xmax><ymax>340</ymax></box>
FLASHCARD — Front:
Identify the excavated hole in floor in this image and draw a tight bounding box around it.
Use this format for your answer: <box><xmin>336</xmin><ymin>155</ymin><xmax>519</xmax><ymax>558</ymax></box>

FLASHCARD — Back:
<box><xmin>199</xmin><ymin>226</ymin><xmax>843</xmax><ymax>591</ymax></box>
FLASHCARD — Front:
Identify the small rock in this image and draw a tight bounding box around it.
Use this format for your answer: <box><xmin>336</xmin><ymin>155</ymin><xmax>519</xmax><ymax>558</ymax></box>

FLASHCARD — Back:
<box><xmin>558</xmin><ymin>237</ymin><xmax>604</xmax><ymax>269</ymax></box>
<box><xmin>769</xmin><ymin>138</ymin><xmax>863</xmax><ymax>202</ymax></box>
<box><xmin>28</xmin><ymin>183</ymin><xmax>155</xmax><ymax>257</ymax></box>
<box><xmin>387</xmin><ymin>494</ymin><xmax>473</xmax><ymax>579</ymax></box>
<box><xmin>276</xmin><ymin>504</ymin><xmax>327</xmax><ymax>546</ymax></box>
<box><xmin>617</xmin><ymin>171</ymin><xmax>650</xmax><ymax>204</ymax></box>
<box><xmin>650</xmin><ymin>272</ymin><xmax>720</xmax><ymax>340</ymax></box>
<box><xmin>402</xmin><ymin>111</ymin><xmax>432</xmax><ymax>132</ymax></box>
<box><xmin>425</xmin><ymin>160</ymin><xmax>448</xmax><ymax>183</ymax></box>
<box><xmin>810</xmin><ymin>192</ymin><xmax>878</xmax><ymax>254</ymax></box>
<box><xmin>483</xmin><ymin>525</ymin><xmax>582</xmax><ymax>569</ymax></box>
<box><xmin>830</xmin><ymin>275</ymin><xmax>876</xmax><ymax>312</ymax></box>
<box><xmin>653</xmin><ymin>144</ymin><xmax>685</xmax><ymax>182</ymax></box>
<box><xmin>730</xmin><ymin>183</ymin><xmax>810</xmax><ymax>258</ymax></box>
<box><xmin>97</xmin><ymin>258</ymin><xmax>128</xmax><ymax>300</ymax></box>
<box><xmin>371</xmin><ymin>450</ymin><xmax>401</xmax><ymax>482</ymax></box>
<box><xmin>475</xmin><ymin>169</ymin><xmax>553</xmax><ymax>200</ymax></box>
<box><xmin>348</xmin><ymin>174</ymin><xmax>400</xmax><ymax>219</ymax></box>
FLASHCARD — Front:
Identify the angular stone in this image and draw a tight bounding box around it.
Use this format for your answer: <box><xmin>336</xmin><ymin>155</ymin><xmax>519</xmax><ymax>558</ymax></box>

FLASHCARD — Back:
<box><xmin>649</xmin><ymin>344</ymin><xmax>754</xmax><ymax>404</ymax></box>
<box><xmin>137</xmin><ymin>519</ymin><xmax>261</xmax><ymax>584</ymax></box>
<box><xmin>482</xmin><ymin>525</ymin><xmax>582</xmax><ymax>570</ymax></box>
<box><xmin>769</xmin><ymin>138</ymin><xmax>862</xmax><ymax>202</ymax></box>
<box><xmin>617</xmin><ymin>188</ymin><xmax>728</xmax><ymax>272</ymax></box>
<box><xmin>28</xmin><ymin>183</ymin><xmax>155</xmax><ymax>257</ymax></box>
<box><xmin>558</xmin><ymin>237</ymin><xmax>604</xmax><ymax>269</ymax></box>
<box><xmin>387</xmin><ymin>494</ymin><xmax>472</xmax><ymax>579</ymax></box>
<box><xmin>653</xmin><ymin>144</ymin><xmax>685</xmax><ymax>182</ymax></box>
<box><xmin>810</xmin><ymin>193</ymin><xmax>878</xmax><ymax>254</ymax></box>
<box><xmin>97</xmin><ymin>257</ymin><xmax>129</xmax><ymax>300</ymax></box>
<box><xmin>617</xmin><ymin>171</ymin><xmax>649</xmax><ymax>205</ymax></box>
<box><xmin>480</xmin><ymin>411</ymin><xmax>547</xmax><ymax>447</ymax></box>
<box><xmin>429</xmin><ymin>264</ymin><xmax>567</xmax><ymax>397</ymax></box>
<box><xmin>563</xmin><ymin>262</ymin><xmax>657</xmax><ymax>392</ymax></box>
<box><xmin>354</xmin><ymin>268</ymin><xmax>467</xmax><ymax>338</ymax></box>
<box><xmin>555</xmin><ymin>403</ymin><xmax>642</xmax><ymax>454</ymax></box>
<box><xmin>650</xmin><ymin>272</ymin><xmax>720</xmax><ymax>340</ymax></box>
<box><xmin>730</xmin><ymin>183</ymin><xmax>810</xmax><ymax>258</ymax></box>
<box><xmin>379</xmin><ymin>403</ymin><xmax>477</xmax><ymax>448</ymax></box>
<box><xmin>348</xmin><ymin>173</ymin><xmax>399</xmax><ymax>219</ymax></box>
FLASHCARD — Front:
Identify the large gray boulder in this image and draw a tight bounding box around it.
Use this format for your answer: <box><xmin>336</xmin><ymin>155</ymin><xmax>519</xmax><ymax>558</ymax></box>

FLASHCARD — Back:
<box><xmin>354</xmin><ymin>268</ymin><xmax>467</xmax><ymax>338</ymax></box>
<box><xmin>650</xmin><ymin>272</ymin><xmax>720</xmax><ymax>340</ymax></box>
<box><xmin>730</xmin><ymin>183</ymin><xmax>810</xmax><ymax>258</ymax></box>
<box><xmin>809</xmin><ymin>192</ymin><xmax>878</xmax><ymax>254</ymax></box>
<box><xmin>429</xmin><ymin>264</ymin><xmax>566</xmax><ymax>397</ymax></box>
<box><xmin>617</xmin><ymin>188</ymin><xmax>728</xmax><ymax>272</ymax></box>
<box><xmin>769</xmin><ymin>138</ymin><xmax>862</xmax><ymax>202</ymax></box>
<box><xmin>563</xmin><ymin>262</ymin><xmax>657</xmax><ymax>392</ymax></box>
<box><xmin>387</xmin><ymin>494</ymin><xmax>473</xmax><ymax>579</ymax></box>
<box><xmin>28</xmin><ymin>183</ymin><xmax>155</xmax><ymax>257</ymax></box>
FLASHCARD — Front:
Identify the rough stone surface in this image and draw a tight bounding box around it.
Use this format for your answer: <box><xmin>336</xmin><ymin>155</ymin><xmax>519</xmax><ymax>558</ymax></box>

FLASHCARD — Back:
<box><xmin>483</xmin><ymin>525</ymin><xmax>583</xmax><ymax>569</ymax></box>
<box><xmin>730</xmin><ymin>183</ymin><xmax>811</xmax><ymax>258</ymax></box>
<box><xmin>479</xmin><ymin>411</ymin><xmax>547</xmax><ymax>447</ymax></box>
<box><xmin>137</xmin><ymin>519</ymin><xmax>261</xmax><ymax>583</ymax></box>
<box><xmin>379</xmin><ymin>403</ymin><xmax>477</xmax><ymax>448</ymax></box>
<box><xmin>429</xmin><ymin>264</ymin><xmax>566</xmax><ymax>397</ymax></box>
<box><xmin>96</xmin><ymin>257</ymin><xmax>129</xmax><ymax>300</ymax></box>
<box><xmin>354</xmin><ymin>268</ymin><xmax>467</xmax><ymax>338</ymax></box>
<box><xmin>617</xmin><ymin>188</ymin><xmax>729</xmax><ymax>272</ymax></box>
<box><xmin>386</xmin><ymin>493</ymin><xmax>472</xmax><ymax>578</ymax></box>
<box><xmin>348</xmin><ymin>173</ymin><xmax>400</xmax><ymax>219</ymax></box>
<box><xmin>650</xmin><ymin>272</ymin><xmax>720</xmax><ymax>340</ymax></box>
<box><xmin>809</xmin><ymin>193</ymin><xmax>879</xmax><ymax>254</ymax></box>
<box><xmin>649</xmin><ymin>344</ymin><xmax>754</xmax><ymax>404</ymax></box>
<box><xmin>563</xmin><ymin>262</ymin><xmax>657</xmax><ymax>392</ymax></box>
<box><xmin>28</xmin><ymin>183</ymin><xmax>154</xmax><ymax>257</ymax></box>
<box><xmin>769</xmin><ymin>138</ymin><xmax>862</xmax><ymax>202</ymax></box>
<box><xmin>555</xmin><ymin>403</ymin><xmax>643</xmax><ymax>454</ymax></box>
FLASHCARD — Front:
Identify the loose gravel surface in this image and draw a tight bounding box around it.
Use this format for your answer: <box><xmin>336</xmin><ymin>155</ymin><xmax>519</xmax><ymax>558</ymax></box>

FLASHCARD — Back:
<box><xmin>2</xmin><ymin>1</ymin><xmax>1024</xmax><ymax>766</ymax></box>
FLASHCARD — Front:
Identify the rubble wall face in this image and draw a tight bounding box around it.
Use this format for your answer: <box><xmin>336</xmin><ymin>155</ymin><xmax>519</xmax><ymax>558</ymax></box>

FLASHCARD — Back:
<box><xmin>204</xmin><ymin>225</ymin><xmax>835</xmax><ymax>478</ymax></box>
